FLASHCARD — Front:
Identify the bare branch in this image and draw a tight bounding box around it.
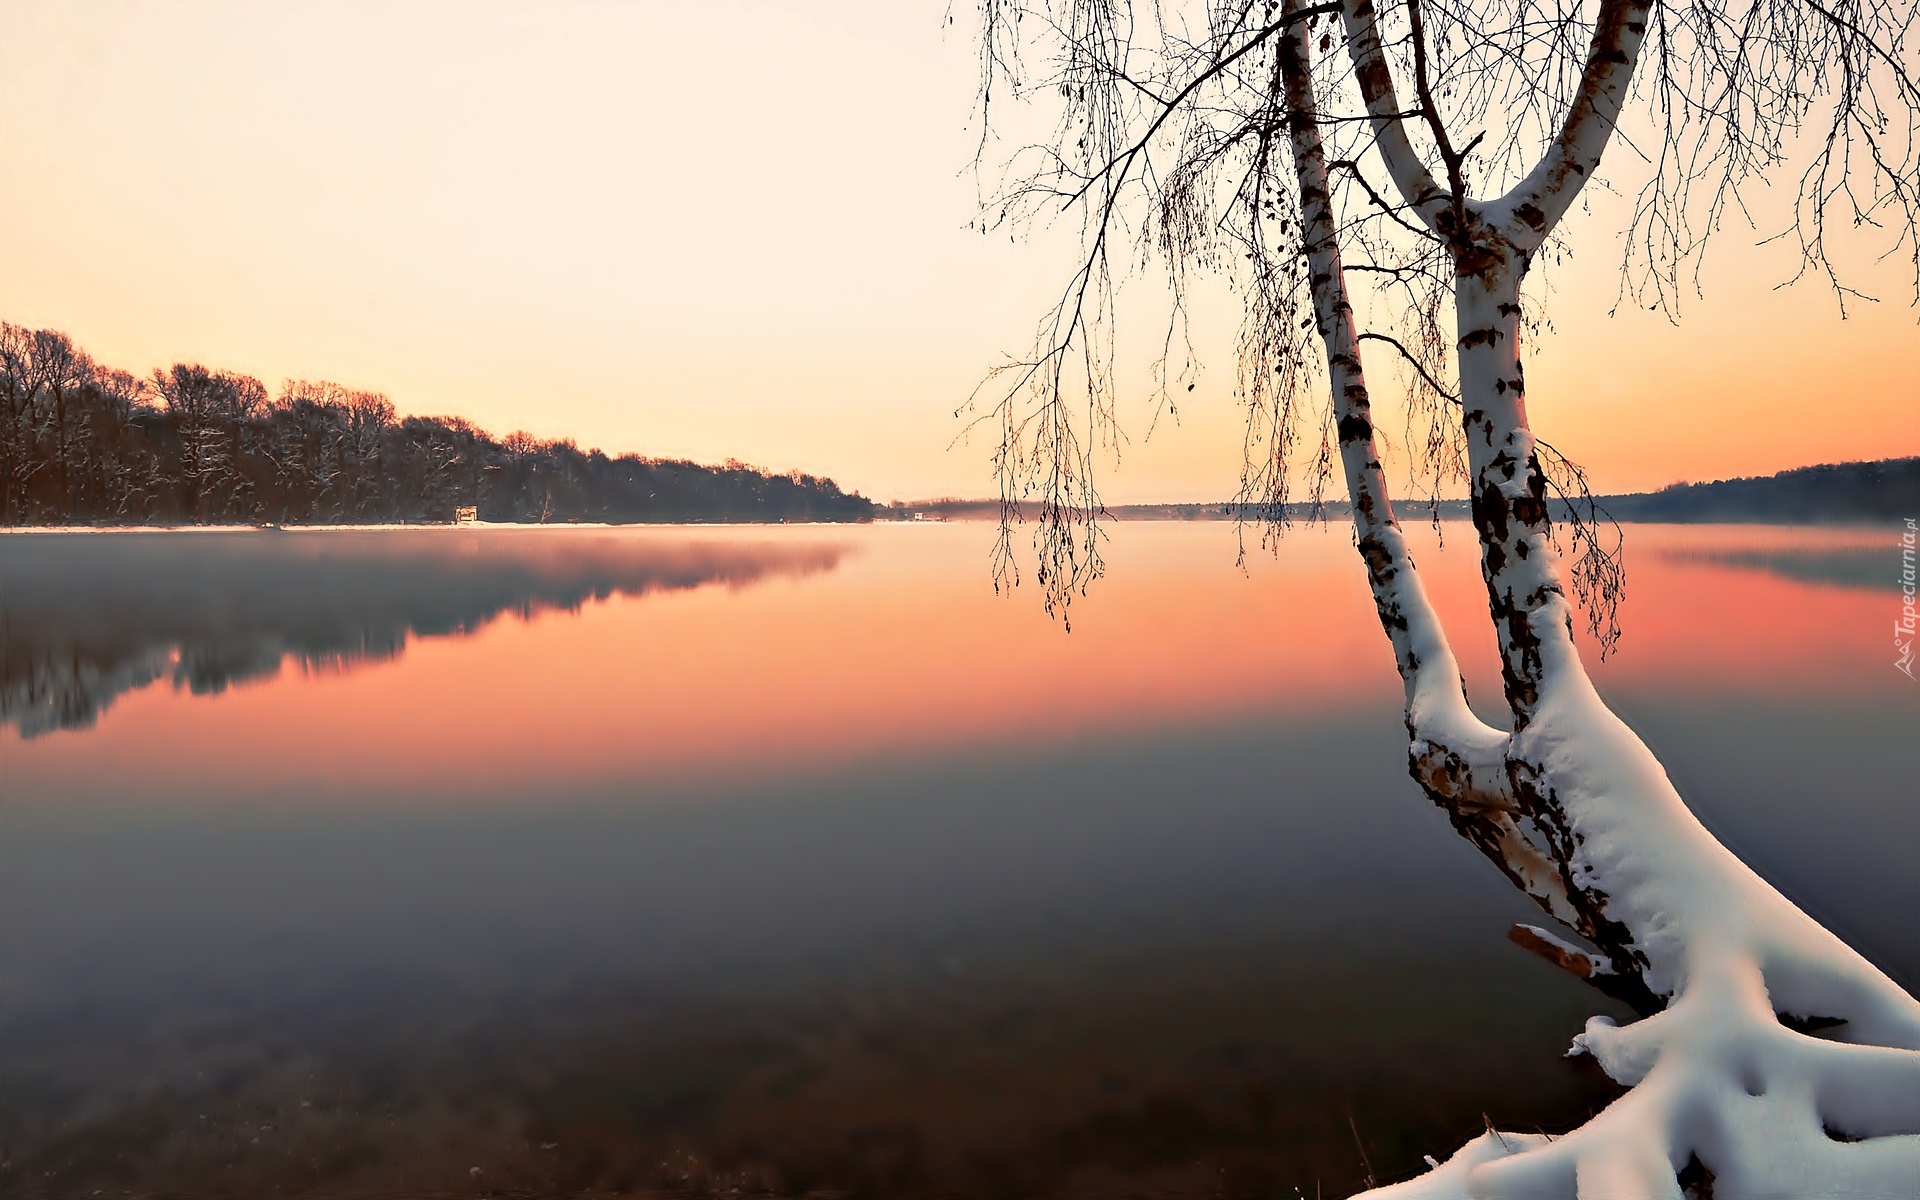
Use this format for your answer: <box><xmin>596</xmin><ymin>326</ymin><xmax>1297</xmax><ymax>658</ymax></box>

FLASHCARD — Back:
<box><xmin>1356</xmin><ymin>330</ymin><xmax>1458</xmax><ymax>401</ymax></box>
<box><xmin>1339</xmin><ymin>0</ymin><xmax>1456</xmax><ymax>233</ymax></box>
<box><xmin>1499</xmin><ymin>0</ymin><xmax>1654</xmax><ymax>249</ymax></box>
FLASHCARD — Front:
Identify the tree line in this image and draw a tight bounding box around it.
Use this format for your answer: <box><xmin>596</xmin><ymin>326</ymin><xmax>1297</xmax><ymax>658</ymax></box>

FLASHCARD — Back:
<box><xmin>1602</xmin><ymin>458</ymin><xmax>1920</xmax><ymax>524</ymax></box>
<box><xmin>0</xmin><ymin>321</ymin><xmax>874</xmax><ymax>526</ymax></box>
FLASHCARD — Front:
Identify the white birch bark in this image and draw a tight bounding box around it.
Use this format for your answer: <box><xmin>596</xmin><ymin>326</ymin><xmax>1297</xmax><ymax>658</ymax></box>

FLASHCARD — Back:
<box><xmin>1275</xmin><ymin>0</ymin><xmax>1581</xmax><ymax>929</ymax></box>
<box><xmin>1336</xmin><ymin>0</ymin><xmax>1455</xmax><ymax>237</ymax></box>
<box><xmin>967</xmin><ymin>0</ymin><xmax>1920</xmax><ymax>1187</ymax></box>
<box><xmin>1317</xmin><ymin>1</ymin><xmax>1920</xmax><ymax>1192</ymax></box>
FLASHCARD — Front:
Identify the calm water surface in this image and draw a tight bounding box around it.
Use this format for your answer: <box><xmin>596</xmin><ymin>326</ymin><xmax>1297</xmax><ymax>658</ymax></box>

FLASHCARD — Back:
<box><xmin>1</xmin><ymin>521</ymin><xmax>1913</xmax><ymax>1197</ymax></box>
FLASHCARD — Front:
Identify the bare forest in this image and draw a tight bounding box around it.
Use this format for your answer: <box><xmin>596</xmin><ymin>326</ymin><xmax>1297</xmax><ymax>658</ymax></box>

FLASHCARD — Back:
<box><xmin>0</xmin><ymin>322</ymin><xmax>874</xmax><ymax>527</ymax></box>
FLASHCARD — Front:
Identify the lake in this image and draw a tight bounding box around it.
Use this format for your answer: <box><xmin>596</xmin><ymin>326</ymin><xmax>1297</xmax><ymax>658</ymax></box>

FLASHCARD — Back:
<box><xmin>1</xmin><ymin>520</ymin><xmax>1913</xmax><ymax>1197</ymax></box>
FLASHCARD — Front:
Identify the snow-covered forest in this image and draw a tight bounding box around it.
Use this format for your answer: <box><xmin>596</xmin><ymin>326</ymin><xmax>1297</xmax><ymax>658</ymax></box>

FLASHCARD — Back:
<box><xmin>0</xmin><ymin>322</ymin><xmax>874</xmax><ymax>526</ymax></box>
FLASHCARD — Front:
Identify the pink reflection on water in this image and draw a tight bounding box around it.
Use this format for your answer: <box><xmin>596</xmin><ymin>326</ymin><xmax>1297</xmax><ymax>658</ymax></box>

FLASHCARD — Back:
<box><xmin>1</xmin><ymin>522</ymin><xmax>1901</xmax><ymax>806</ymax></box>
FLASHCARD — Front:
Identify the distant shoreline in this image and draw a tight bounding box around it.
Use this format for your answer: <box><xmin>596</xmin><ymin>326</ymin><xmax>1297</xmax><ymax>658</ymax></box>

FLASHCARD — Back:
<box><xmin>1</xmin><ymin>513</ymin><xmax>1906</xmax><ymax>533</ymax></box>
<box><xmin>4</xmin><ymin>456</ymin><xmax>1913</xmax><ymax>531</ymax></box>
<box><xmin>0</xmin><ymin>519</ymin><xmax>878</xmax><ymax>534</ymax></box>
<box><xmin>886</xmin><ymin>457</ymin><xmax>1919</xmax><ymax>527</ymax></box>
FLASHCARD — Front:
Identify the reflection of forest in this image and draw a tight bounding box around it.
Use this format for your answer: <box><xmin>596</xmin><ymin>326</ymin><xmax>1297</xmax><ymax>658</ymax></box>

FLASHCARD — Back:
<box><xmin>0</xmin><ymin>530</ymin><xmax>846</xmax><ymax>737</ymax></box>
<box><xmin>1653</xmin><ymin>543</ymin><xmax>1901</xmax><ymax>592</ymax></box>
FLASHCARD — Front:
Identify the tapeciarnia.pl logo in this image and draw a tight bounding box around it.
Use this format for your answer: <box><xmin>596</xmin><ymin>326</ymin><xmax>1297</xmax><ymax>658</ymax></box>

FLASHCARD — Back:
<box><xmin>1898</xmin><ymin>517</ymin><xmax>1917</xmax><ymax>679</ymax></box>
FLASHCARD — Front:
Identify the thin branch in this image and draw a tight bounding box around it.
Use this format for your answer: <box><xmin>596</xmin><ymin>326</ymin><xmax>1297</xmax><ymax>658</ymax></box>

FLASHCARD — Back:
<box><xmin>1356</xmin><ymin>331</ymin><xmax>1459</xmax><ymax>401</ymax></box>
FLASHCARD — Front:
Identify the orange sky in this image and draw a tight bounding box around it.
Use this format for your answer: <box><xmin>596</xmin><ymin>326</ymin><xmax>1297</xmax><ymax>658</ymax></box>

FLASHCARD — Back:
<box><xmin>0</xmin><ymin>1</ymin><xmax>1914</xmax><ymax>503</ymax></box>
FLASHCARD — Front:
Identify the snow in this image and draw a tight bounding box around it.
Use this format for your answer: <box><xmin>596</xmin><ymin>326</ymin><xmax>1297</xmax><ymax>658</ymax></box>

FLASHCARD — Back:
<box><xmin>1322</xmin><ymin>2</ymin><xmax>1920</xmax><ymax>1184</ymax></box>
<box><xmin>1357</xmin><ymin>654</ymin><xmax>1920</xmax><ymax>1198</ymax></box>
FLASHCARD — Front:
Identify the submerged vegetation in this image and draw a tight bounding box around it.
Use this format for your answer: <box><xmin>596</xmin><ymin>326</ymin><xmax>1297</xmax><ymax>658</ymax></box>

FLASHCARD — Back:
<box><xmin>0</xmin><ymin>321</ymin><xmax>875</xmax><ymax>526</ymax></box>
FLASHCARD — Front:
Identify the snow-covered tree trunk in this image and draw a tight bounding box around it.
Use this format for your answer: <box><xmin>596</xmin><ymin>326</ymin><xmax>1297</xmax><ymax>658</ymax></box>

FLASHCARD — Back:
<box><xmin>1324</xmin><ymin>0</ymin><xmax>1920</xmax><ymax>1192</ymax></box>
<box><xmin>1407</xmin><ymin>253</ymin><xmax>1920</xmax><ymax>1199</ymax></box>
<box><xmin>1275</xmin><ymin>1</ymin><xmax>1582</xmax><ymax>935</ymax></box>
<box><xmin>963</xmin><ymin>0</ymin><xmax>1920</xmax><ymax>1184</ymax></box>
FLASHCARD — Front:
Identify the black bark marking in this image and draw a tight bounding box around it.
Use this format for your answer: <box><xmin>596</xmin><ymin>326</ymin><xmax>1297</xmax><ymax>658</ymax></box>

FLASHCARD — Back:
<box><xmin>1513</xmin><ymin>203</ymin><xmax>1547</xmax><ymax>231</ymax></box>
<box><xmin>1508</xmin><ymin>760</ymin><xmax>1659</xmax><ymax>1011</ymax></box>
<box><xmin>1357</xmin><ymin>534</ymin><xmax>1415</xmax><ymax>643</ymax></box>
<box><xmin>1357</xmin><ymin>534</ymin><xmax>1397</xmax><ymax>583</ymax></box>
<box><xmin>1678</xmin><ymin>1154</ymin><xmax>1716</xmax><ymax>1199</ymax></box>
<box><xmin>1408</xmin><ymin>741</ymin><xmax>1648</xmax><ymax>1004</ymax></box>
<box><xmin>1337</xmin><ymin>414</ymin><xmax>1373</xmax><ymax>445</ymax></box>
<box><xmin>1473</xmin><ymin>481</ymin><xmax>1510</xmax><ymax>542</ymax></box>
<box><xmin>1458</xmin><ymin>327</ymin><xmax>1505</xmax><ymax>350</ymax></box>
<box><xmin>1502</xmin><ymin>605</ymin><xmax>1543</xmax><ymax>716</ymax></box>
<box><xmin>1511</xmin><ymin>453</ymin><xmax>1549</xmax><ymax>527</ymax></box>
<box><xmin>1373</xmin><ymin>596</ymin><xmax>1410</xmax><ymax>634</ymax></box>
<box><xmin>1778</xmin><ymin>1012</ymin><xmax>1848</xmax><ymax>1035</ymax></box>
<box><xmin>1409</xmin><ymin>743</ymin><xmax>1518</xmax><ymax>876</ymax></box>
<box><xmin>1356</xmin><ymin>57</ymin><xmax>1391</xmax><ymax>97</ymax></box>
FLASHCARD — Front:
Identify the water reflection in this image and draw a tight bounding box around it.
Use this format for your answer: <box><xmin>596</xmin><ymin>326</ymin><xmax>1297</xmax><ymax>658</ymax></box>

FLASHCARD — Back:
<box><xmin>0</xmin><ymin>521</ymin><xmax>1910</xmax><ymax>1198</ymax></box>
<box><xmin>0</xmin><ymin>528</ymin><xmax>846</xmax><ymax>737</ymax></box>
<box><xmin>1654</xmin><ymin>539</ymin><xmax>1900</xmax><ymax>592</ymax></box>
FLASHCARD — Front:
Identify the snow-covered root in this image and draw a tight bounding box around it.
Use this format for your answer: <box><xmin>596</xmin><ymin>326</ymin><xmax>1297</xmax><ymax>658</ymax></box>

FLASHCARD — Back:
<box><xmin>1365</xmin><ymin>960</ymin><xmax>1920</xmax><ymax>1199</ymax></box>
<box><xmin>1363</xmin><ymin>668</ymin><xmax>1920</xmax><ymax>1199</ymax></box>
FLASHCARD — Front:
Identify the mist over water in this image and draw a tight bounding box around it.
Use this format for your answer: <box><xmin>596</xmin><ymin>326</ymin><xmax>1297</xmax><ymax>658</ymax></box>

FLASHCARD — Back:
<box><xmin>1651</xmin><ymin>539</ymin><xmax>1905</xmax><ymax>593</ymax></box>
<box><xmin>0</xmin><ymin>528</ymin><xmax>846</xmax><ymax>737</ymax></box>
<box><xmin>1</xmin><ymin>521</ymin><xmax>1911</xmax><ymax>1197</ymax></box>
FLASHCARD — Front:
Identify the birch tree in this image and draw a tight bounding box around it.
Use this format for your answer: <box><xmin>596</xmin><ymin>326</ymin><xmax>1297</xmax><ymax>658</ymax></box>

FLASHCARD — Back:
<box><xmin>969</xmin><ymin>0</ymin><xmax>1920</xmax><ymax>1193</ymax></box>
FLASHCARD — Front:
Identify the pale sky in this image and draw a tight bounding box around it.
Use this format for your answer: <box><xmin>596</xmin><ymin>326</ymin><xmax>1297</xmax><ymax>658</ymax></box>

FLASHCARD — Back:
<box><xmin>2</xmin><ymin>0</ymin><xmax>1915</xmax><ymax>503</ymax></box>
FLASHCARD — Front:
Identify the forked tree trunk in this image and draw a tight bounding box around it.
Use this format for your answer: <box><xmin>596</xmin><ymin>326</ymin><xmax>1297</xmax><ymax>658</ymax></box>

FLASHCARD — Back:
<box><xmin>1273</xmin><ymin>2</ymin><xmax>1580</xmax><ymax>935</ymax></box>
<box><xmin>1272</xmin><ymin>1</ymin><xmax>1920</xmax><ymax>1192</ymax></box>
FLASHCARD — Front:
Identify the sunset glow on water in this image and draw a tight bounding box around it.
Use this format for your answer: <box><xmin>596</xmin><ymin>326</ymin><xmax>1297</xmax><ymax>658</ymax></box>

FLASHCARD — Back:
<box><xmin>3</xmin><ymin>521</ymin><xmax>1904</xmax><ymax>801</ymax></box>
<box><xmin>0</xmin><ymin>522</ymin><xmax>1913</xmax><ymax>1196</ymax></box>
<box><xmin>3</xmin><ymin>0</ymin><xmax>1916</xmax><ymax>1189</ymax></box>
